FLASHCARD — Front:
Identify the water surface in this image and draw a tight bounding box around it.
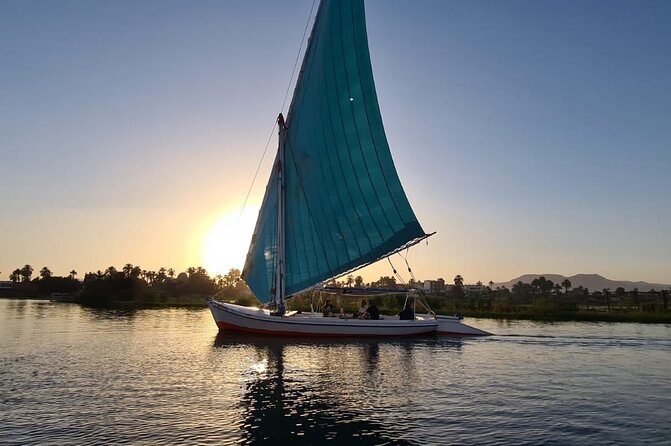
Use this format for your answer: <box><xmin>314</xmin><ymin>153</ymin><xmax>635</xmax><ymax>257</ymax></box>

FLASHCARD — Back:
<box><xmin>1</xmin><ymin>299</ymin><xmax>669</xmax><ymax>445</ymax></box>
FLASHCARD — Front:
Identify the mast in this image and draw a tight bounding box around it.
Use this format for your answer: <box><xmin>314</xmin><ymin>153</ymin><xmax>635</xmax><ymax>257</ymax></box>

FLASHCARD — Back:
<box><xmin>275</xmin><ymin>113</ymin><xmax>286</xmax><ymax>314</ymax></box>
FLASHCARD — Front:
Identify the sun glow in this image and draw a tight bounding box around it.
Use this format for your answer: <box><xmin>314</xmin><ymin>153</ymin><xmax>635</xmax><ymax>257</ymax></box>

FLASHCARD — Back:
<box><xmin>203</xmin><ymin>205</ymin><xmax>259</xmax><ymax>276</ymax></box>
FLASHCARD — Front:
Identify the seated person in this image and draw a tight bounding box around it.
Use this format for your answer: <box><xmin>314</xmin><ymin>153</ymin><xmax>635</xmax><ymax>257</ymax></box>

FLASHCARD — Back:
<box><xmin>355</xmin><ymin>299</ymin><xmax>368</xmax><ymax>318</ymax></box>
<box><xmin>362</xmin><ymin>302</ymin><xmax>380</xmax><ymax>320</ymax></box>
<box><xmin>322</xmin><ymin>299</ymin><xmax>334</xmax><ymax>317</ymax></box>
<box><xmin>398</xmin><ymin>302</ymin><xmax>415</xmax><ymax>320</ymax></box>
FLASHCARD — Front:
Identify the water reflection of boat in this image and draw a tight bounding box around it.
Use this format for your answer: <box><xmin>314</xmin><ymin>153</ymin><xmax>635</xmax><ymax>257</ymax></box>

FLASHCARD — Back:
<box><xmin>213</xmin><ymin>333</ymin><xmax>428</xmax><ymax>445</ymax></box>
<box><xmin>208</xmin><ymin>0</ymin><xmax>487</xmax><ymax>337</ymax></box>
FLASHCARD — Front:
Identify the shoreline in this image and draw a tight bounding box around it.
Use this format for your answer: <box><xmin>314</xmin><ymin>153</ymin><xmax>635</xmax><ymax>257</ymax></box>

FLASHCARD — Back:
<box><xmin>3</xmin><ymin>296</ymin><xmax>669</xmax><ymax>324</ymax></box>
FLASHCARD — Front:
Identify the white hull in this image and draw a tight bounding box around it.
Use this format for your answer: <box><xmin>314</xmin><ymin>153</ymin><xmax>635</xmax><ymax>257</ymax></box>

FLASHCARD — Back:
<box><xmin>416</xmin><ymin>313</ymin><xmax>491</xmax><ymax>336</ymax></box>
<box><xmin>208</xmin><ymin>300</ymin><xmax>490</xmax><ymax>337</ymax></box>
<box><xmin>208</xmin><ymin>300</ymin><xmax>438</xmax><ymax>337</ymax></box>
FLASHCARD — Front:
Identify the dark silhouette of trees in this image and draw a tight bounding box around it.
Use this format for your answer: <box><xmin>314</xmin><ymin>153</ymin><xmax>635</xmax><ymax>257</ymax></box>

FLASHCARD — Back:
<box><xmin>223</xmin><ymin>269</ymin><xmax>241</xmax><ymax>287</ymax></box>
<box><xmin>512</xmin><ymin>281</ymin><xmax>533</xmax><ymax>299</ymax></box>
<box><xmin>370</xmin><ymin>276</ymin><xmax>397</xmax><ymax>288</ymax></box>
<box><xmin>452</xmin><ymin>275</ymin><xmax>464</xmax><ymax>298</ymax></box>
<box><xmin>20</xmin><ymin>265</ymin><xmax>34</xmax><ymax>282</ymax></box>
<box><xmin>39</xmin><ymin>267</ymin><xmax>52</xmax><ymax>279</ymax></box>
<box><xmin>531</xmin><ymin>276</ymin><xmax>554</xmax><ymax>296</ymax></box>
<box><xmin>561</xmin><ymin>279</ymin><xmax>571</xmax><ymax>294</ymax></box>
<box><xmin>37</xmin><ymin>275</ymin><xmax>81</xmax><ymax>295</ymax></box>
<box><xmin>10</xmin><ymin>269</ymin><xmax>21</xmax><ymax>283</ymax></box>
<box><xmin>105</xmin><ymin>266</ymin><xmax>117</xmax><ymax>277</ymax></box>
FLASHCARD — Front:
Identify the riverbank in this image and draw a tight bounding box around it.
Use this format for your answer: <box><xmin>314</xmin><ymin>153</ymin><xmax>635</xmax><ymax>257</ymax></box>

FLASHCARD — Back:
<box><xmin>457</xmin><ymin>309</ymin><xmax>671</xmax><ymax>324</ymax></box>
<box><xmin>3</xmin><ymin>295</ymin><xmax>669</xmax><ymax>324</ymax></box>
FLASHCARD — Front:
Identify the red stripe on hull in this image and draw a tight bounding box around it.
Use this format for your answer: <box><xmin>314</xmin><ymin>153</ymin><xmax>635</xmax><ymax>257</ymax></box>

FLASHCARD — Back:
<box><xmin>215</xmin><ymin>320</ymin><xmax>434</xmax><ymax>338</ymax></box>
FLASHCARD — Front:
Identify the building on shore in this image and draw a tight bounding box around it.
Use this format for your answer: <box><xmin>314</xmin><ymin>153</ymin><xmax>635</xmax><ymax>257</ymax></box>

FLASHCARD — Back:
<box><xmin>423</xmin><ymin>278</ymin><xmax>446</xmax><ymax>294</ymax></box>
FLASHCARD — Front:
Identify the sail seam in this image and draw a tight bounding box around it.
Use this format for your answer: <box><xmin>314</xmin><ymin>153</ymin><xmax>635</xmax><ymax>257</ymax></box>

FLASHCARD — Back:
<box><xmin>351</xmin><ymin>0</ymin><xmax>406</xmax><ymax>229</ymax></box>
<box><xmin>320</xmin><ymin>23</ymin><xmax>367</xmax><ymax>261</ymax></box>
<box><xmin>285</xmin><ymin>5</ymin><xmax>337</xmax><ymax>284</ymax></box>
<box><xmin>343</xmin><ymin>0</ymin><xmax>396</xmax><ymax>242</ymax></box>
<box><xmin>309</xmin><ymin>96</ymin><xmax>348</xmax><ymax>267</ymax></box>
<box><xmin>338</xmin><ymin>0</ymin><xmax>387</xmax><ymax>246</ymax></box>
<box><xmin>332</xmin><ymin>1</ymin><xmax>377</xmax><ymax>252</ymax></box>
<box><xmin>284</xmin><ymin>133</ymin><xmax>334</xmax><ymax>289</ymax></box>
<box><xmin>327</xmin><ymin>8</ymin><xmax>373</xmax><ymax>255</ymax></box>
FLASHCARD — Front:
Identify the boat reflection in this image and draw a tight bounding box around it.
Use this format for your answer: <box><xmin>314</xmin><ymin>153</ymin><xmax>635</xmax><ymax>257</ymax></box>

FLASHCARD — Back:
<box><xmin>213</xmin><ymin>333</ymin><xmax>463</xmax><ymax>444</ymax></box>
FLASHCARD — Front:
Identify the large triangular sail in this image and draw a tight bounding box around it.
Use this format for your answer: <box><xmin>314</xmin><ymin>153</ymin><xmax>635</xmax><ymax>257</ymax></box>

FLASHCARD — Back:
<box><xmin>243</xmin><ymin>0</ymin><xmax>428</xmax><ymax>304</ymax></box>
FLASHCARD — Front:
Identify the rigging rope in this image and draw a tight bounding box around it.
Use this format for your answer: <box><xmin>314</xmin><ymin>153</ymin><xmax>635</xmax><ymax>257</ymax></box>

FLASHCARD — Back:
<box><xmin>400</xmin><ymin>247</ymin><xmax>417</xmax><ymax>282</ymax></box>
<box><xmin>238</xmin><ymin>0</ymin><xmax>318</xmax><ymax>225</ymax></box>
<box><xmin>281</xmin><ymin>0</ymin><xmax>318</xmax><ymax>114</ymax></box>
<box><xmin>387</xmin><ymin>257</ymin><xmax>406</xmax><ymax>286</ymax></box>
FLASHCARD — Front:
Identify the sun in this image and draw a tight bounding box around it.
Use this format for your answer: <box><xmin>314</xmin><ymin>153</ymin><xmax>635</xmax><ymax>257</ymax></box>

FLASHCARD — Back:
<box><xmin>203</xmin><ymin>205</ymin><xmax>259</xmax><ymax>276</ymax></box>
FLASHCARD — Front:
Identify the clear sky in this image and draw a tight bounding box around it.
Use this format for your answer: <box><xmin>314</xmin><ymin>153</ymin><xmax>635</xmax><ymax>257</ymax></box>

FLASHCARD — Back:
<box><xmin>1</xmin><ymin>0</ymin><xmax>669</xmax><ymax>285</ymax></box>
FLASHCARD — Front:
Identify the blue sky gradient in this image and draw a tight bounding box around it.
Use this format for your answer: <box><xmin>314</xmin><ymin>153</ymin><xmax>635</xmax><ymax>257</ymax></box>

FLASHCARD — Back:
<box><xmin>1</xmin><ymin>0</ymin><xmax>669</xmax><ymax>284</ymax></box>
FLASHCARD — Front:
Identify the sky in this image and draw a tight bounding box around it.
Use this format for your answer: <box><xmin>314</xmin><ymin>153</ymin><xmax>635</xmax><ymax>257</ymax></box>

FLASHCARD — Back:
<box><xmin>1</xmin><ymin>0</ymin><xmax>669</xmax><ymax>285</ymax></box>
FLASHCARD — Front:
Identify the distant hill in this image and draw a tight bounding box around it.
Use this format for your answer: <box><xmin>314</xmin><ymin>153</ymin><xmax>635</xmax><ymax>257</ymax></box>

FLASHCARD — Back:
<box><xmin>494</xmin><ymin>274</ymin><xmax>670</xmax><ymax>292</ymax></box>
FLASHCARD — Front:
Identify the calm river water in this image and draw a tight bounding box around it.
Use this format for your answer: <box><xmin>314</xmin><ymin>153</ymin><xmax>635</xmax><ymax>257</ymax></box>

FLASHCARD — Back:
<box><xmin>1</xmin><ymin>299</ymin><xmax>670</xmax><ymax>445</ymax></box>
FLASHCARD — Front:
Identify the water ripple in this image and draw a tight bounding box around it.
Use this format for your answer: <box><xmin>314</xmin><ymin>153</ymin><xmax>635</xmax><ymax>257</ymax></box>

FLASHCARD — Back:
<box><xmin>1</xmin><ymin>301</ymin><xmax>670</xmax><ymax>445</ymax></box>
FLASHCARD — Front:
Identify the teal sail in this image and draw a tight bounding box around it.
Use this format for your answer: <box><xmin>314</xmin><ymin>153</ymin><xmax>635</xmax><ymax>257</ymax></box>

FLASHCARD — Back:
<box><xmin>242</xmin><ymin>0</ymin><xmax>428</xmax><ymax>304</ymax></box>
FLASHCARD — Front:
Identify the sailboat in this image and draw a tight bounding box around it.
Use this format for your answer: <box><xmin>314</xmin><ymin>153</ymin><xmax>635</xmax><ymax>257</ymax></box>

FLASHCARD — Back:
<box><xmin>208</xmin><ymin>0</ymin><xmax>486</xmax><ymax>337</ymax></box>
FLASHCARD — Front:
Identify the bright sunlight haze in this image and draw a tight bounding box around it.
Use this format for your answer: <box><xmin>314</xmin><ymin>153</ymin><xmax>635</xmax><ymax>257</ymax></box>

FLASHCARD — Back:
<box><xmin>203</xmin><ymin>205</ymin><xmax>259</xmax><ymax>276</ymax></box>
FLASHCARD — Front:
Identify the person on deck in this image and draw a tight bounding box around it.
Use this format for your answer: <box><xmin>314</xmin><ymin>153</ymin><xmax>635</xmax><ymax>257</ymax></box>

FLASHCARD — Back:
<box><xmin>364</xmin><ymin>302</ymin><xmax>380</xmax><ymax>320</ymax></box>
<box><xmin>322</xmin><ymin>299</ymin><xmax>334</xmax><ymax>317</ymax></box>
<box><xmin>398</xmin><ymin>302</ymin><xmax>415</xmax><ymax>320</ymax></box>
<box><xmin>355</xmin><ymin>299</ymin><xmax>368</xmax><ymax>318</ymax></box>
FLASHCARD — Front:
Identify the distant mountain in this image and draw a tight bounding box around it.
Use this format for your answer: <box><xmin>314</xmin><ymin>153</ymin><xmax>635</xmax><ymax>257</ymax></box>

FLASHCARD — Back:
<box><xmin>494</xmin><ymin>274</ymin><xmax>670</xmax><ymax>292</ymax></box>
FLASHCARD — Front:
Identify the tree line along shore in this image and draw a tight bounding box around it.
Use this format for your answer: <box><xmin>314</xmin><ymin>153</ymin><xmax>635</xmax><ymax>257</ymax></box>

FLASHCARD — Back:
<box><xmin>1</xmin><ymin>265</ymin><xmax>669</xmax><ymax>323</ymax></box>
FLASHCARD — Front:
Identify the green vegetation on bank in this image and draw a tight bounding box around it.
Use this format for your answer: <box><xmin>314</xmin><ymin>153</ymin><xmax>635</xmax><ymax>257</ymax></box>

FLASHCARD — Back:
<box><xmin>1</xmin><ymin>264</ymin><xmax>252</xmax><ymax>308</ymax></box>
<box><xmin>2</xmin><ymin>267</ymin><xmax>669</xmax><ymax>323</ymax></box>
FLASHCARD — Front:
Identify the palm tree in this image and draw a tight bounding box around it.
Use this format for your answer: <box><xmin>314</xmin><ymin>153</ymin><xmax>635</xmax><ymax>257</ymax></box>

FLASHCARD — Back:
<box><xmin>105</xmin><ymin>266</ymin><xmax>117</xmax><ymax>277</ymax></box>
<box><xmin>354</xmin><ymin>275</ymin><xmax>364</xmax><ymax>287</ymax></box>
<box><xmin>20</xmin><ymin>265</ymin><xmax>33</xmax><ymax>282</ymax></box>
<box><xmin>39</xmin><ymin>267</ymin><xmax>52</xmax><ymax>279</ymax></box>
<box><xmin>346</xmin><ymin>275</ymin><xmax>354</xmax><ymax>287</ymax></box>
<box><xmin>454</xmin><ymin>275</ymin><xmax>464</xmax><ymax>287</ymax></box>
<box><xmin>123</xmin><ymin>263</ymin><xmax>134</xmax><ymax>278</ymax></box>
<box><xmin>146</xmin><ymin>271</ymin><xmax>156</xmax><ymax>284</ymax></box>
<box><xmin>167</xmin><ymin>268</ymin><xmax>175</xmax><ymax>279</ymax></box>
<box><xmin>69</xmin><ymin>270</ymin><xmax>77</xmax><ymax>280</ymax></box>
<box><xmin>553</xmin><ymin>283</ymin><xmax>562</xmax><ymax>295</ymax></box>
<box><xmin>10</xmin><ymin>269</ymin><xmax>21</xmax><ymax>283</ymax></box>
<box><xmin>561</xmin><ymin>279</ymin><xmax>571</xmax><ymax>295</ymax></box>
